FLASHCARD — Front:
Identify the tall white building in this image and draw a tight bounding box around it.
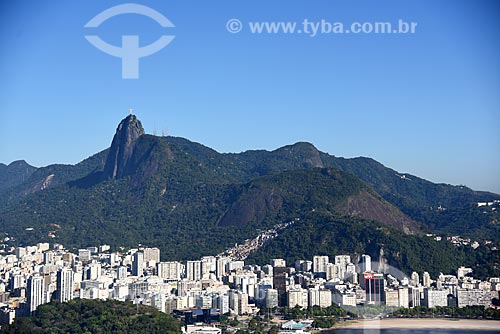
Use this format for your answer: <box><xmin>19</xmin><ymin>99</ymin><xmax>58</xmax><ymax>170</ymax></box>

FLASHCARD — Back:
<box><xmin>385</xmin><ymin>289</ymin><xmax>399</xmax><ymax>307</ymax></box>
<box><xmin>308</xmin><ymin>288</ymin><xmax>332</xmax><ymax>308</ymax></box>
<box><xmin>360</xmin><ymin>254</ymin><xmax>372</xmax><ymax>273</ymax></box>
<box><xmin>423</xmin><ymin>289</ymin><xmax>447</xmax><ymax>308</ymax></box>
<box><xmin>117</xmin><ymin>266</ymin><xmax>128</xmax><ymax>280</ymax></box>
<box><xmin>398</xmin><ymin>287</ymin><xmax>410</xmax><ymax>308</ymax></box>
<box><xmin>335</xmin><ymin>255</ymin><xmax>351</xmax><ymax>268</ymax></box>
<box><xmin>216</xmin><ymin>257</ymin><xmax>229</xmax><ymax>279</ymax></box>
<box><xmin>313</xmin><ymin>256</ymin><xmax>329</xmax><ymax>273</ymax></box>
<box><xmin>335</xmin><ymin>255</ymin><xmax>351</xmax><ymax>280</ymax></box>
<box><xmin>265</xmin><ymin>289</ymin><xmax>279</xmax><ymax>309</ymax></box>
<box><xmin>86</xmin><ymin>263</ymin><xmax>101</xmax><ymax>280</ymax></box>
<box><xmin>270</xmin><ymin>259</ymin><xmax>286</xmax><ymax>268</ymax></box>
<box><xmin>158</xmin><ymin>261</ymin><xmax>182</xmax><ymax>280</ymax></box>
<box><xmin>288</xmin><ymin>288</ymin><xmax>308</xmax><ymax>308</ymax></box>
<box><xmin>27</xmin><ymin>275</ymin><xmax>45</xmax><ymax>313</ymax></box>
<box><xmin>423</xmin><ymin>272</ymin><xmax>432</xmax><ymax>288</ymax></box>
<box><xmin>411</xmin><ymin>272</ymin><xmax>420</xmax><ymax>286</ymax></box>
<box><xmin>346</xmin><ymin>263</ymin><xmax>357</xmax><ymax>284</ymax></box>
<box><xmin>409</xmin><ymin>286</ymin><xmax>421</xmax><ymax>308</ymax></box>
<box><xmin>201</xmin><ymin>256</ymin><xmax>217</xmax><ymax>276</ymax></box>
<box><xmin>57</xmin><ymin>268</ymin><xmax>74</xmax><ymax>303</ymax></box>
<box><xmin>213</xmin><ymin>293</ymin><xmax>230</xmax><ymax>314</ymax></box>
<box><xmin>186</xmin><ymin>260</ymin><xmax>202</xmax><ymax>281</ymax></box>
<box><xmin>228</xmin><ymin>290</ymin><xmax>248</xmax><ymax>315</ymax></box>
<box><xmin>326</xmin><ymin>263</ymin><xmax>339</xmax><ymax>281</ymax></box>
<box><xmin>143</xmin><ymin>247</ymin><xmax>160</xmax><ymax>264</ymax></box>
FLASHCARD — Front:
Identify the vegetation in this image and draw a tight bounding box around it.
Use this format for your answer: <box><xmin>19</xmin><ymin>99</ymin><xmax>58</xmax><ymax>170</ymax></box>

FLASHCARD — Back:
<box><xmin>392</xmin><ymin>305</ymin><xmax>500</xmax><ymax>320</ymax></box>
<box><xmin>0</xmin><ymin>299</ymin><xmax>181</xmax><ymax>334</ymax></box>
<box><xmin>283</xmin><ymin>305</ymin><xmax>349</xmax><ymax>320</ymax></box>
<box><xmin>0</xmin><ymin>129</ymin><xmax>498</xmax><ymax>275</ymax></box>
<box><xmin>247</xmin><ymin>211</ymin><xmax>500</xmax><ymax>279</ymax></box>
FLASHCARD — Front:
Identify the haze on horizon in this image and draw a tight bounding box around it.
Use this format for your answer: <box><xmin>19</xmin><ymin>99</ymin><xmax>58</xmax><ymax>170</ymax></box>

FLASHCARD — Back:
<box><xmin>0</xmin><ymin>0</ymin><xmax>499</xmax><ymax>194</ymax></box>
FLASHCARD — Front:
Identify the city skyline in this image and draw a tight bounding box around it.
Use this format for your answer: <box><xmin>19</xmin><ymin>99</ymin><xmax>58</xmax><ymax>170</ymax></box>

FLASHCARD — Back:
<box><xmin>1</xmin><ymin>0</ymin><xmax>499</xmax><ymax>193</ymax></box>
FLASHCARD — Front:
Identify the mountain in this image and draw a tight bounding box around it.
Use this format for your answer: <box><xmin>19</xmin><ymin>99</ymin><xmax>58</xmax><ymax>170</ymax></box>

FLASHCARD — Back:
<box><xmin>0</xmin><ymin>115</ymin><xmax>498</xmax><ymax>276</ymax></box>
<box><xmin>0</xmin><ymin>160</ymin><xmax>38</xmax><ymax>194</ymax></box>
<box><xmin>103</xmin><ymin>114</ymin><xmax>145</xmax><ymax>179</ymax></box>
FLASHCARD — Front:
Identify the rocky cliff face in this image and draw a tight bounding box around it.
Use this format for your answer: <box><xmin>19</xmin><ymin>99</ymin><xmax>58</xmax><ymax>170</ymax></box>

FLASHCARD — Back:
<box><xmin>103</xmin><ymin>115</ymin><xmax>145</xmax><ymax>179</ymax></box>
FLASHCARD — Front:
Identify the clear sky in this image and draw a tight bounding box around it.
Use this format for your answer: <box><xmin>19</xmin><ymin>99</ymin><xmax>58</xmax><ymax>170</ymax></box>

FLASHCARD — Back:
<box><xmin>1</xmin><ymin>0</ymin><xmax>499</xmax><ymax>193</ymax></box>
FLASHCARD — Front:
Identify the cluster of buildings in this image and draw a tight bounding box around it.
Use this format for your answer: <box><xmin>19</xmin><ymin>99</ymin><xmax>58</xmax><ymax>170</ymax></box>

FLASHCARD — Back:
<box><xmin>0</xmin><ymin>243</ymin><xmax>498</xmax><ymax>326</ymax></box>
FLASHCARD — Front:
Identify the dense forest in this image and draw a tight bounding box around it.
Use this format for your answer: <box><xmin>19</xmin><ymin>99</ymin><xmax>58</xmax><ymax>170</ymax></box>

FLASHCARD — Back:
<box><xmin>0</xmin><ymin>299</ymin><xmax>182</xmax><ymax>334</ymax></box>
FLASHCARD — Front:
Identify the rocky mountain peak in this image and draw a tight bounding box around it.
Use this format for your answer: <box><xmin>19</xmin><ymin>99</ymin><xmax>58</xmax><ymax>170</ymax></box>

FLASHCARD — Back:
<box><xmin>103</xmin><ymin>114</ymin><xmax>145</xmax><ymax>179</ymax></box>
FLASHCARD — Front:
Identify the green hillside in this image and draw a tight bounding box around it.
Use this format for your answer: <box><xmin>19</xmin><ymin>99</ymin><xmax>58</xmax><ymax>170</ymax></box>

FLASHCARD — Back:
<box><xmin>0</xmin><ymin>299</ymin><xmax>181</xmax><ymax>334</ymax></box>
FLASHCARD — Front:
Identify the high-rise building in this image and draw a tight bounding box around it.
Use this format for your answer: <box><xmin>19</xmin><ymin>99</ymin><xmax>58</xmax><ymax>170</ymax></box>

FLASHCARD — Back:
<box><xmin>346</xmin><ymin>263</ymin><xmax>357</xmax><ymax>284</ymax></box>
<box><xmin>301</xmin><ymin>261</ymin><xmax>313</xmax><ymax>272</ymax></box>
<box><xmin>43</xmin><ymin>251</ymin><xmax>55</xmax><ymax>265</ymax></box>
<box><xmin>363</xmin><ymin>273</ymin><xmax>385</xmax><ymax>305</ymax></box>
<box><xmin>157</xmin><ymin>261</ymin><xmax>182</xmax><ymax>280</ymax></box>
<box><xmin>422</xmin><ymin>272</ymin><xmax>432</xmax><ymax>288</ymax></box>
<box><xmin>238</xmin><ymin>292</ymin><xmax>249</xmax><ymax>315</ymax></box>
<box><xmin>262</xmin><ymin>265</ymin><xmax>273</xmax><ymax>276</ymax></box>
<box><xmin>227</xmin><ymin>261</ymin><xmax>244</xmax><ymax>272</ymax></box>
<box><xmin>385</xmin><ymin>289</ymin><xmax>399</xmax><ymax>307</ymax></box>
<box><xmin>78</xmin><ymin>249</ymin><xmax>91</xmax><ymax>262</ymax></box>
<box><xmin>308</xmin><ymin>288</ymin><xmax>321</xmax><ymax>307</ymax></box>
<box><xmin>457</xmin><ymin>289</ymin><xmax>496</xmax><ymax>308</ymax></box>
<box><xmin>335</xmin><ymin>255</ymin><xmax>351</xmax><ymax>268</ymax></box>
<box><xmin>27</xmin><ymin>275</ymin><xmax>45</xmax><ymax>313</ymax></box>
<box><xmin>409</xmin><ymin>286</ymin><xmax>421</xmax><ymax>308</ymax></box>
<box><xmin>9</xmin><ymin>274</ymin><xmax>25</xmax><ymax>290</ymax></box>
<box><xmin>86</xmin><ymin>263</ymin><xmax>101</xmax><ymax>280</ymax></box>
<box><xmin>398</xmin><ymin>287</ymin><xmax>410</xmax><ymax>308</ymax></box>
<box><xmin>270</xmin><ymin>259</ymin><xmax>286</xmax><ymax>267</ymax></box>
<box><xmin>196</xmin><ymin>294</ymin><xmax>213</xmax><ymax>309</ymax></box>
<box><xmin>308</xmin><ymin>288</ymin><xmax>332</xmax><ymax>308</ymax></box>
<box><xmin>186</xmin><ymin>260</ymin><xmax>202</xmax><ymax>281</ymax></box>
<box><xmin>201</xmin><ymin>256</ymin><xmax>216</xmax><ymax>275</ymax></box>
<box><xmin>57</xmin><ymin>268</ymin><xmax>74</xmax><ymax>303</ymax></box>
<box><xmin>228</xmin><ymin>289</ymin><xmax>239</xmax><ymax>313</ymax></box>
<box><xmin>423</xmin><ymin>288</ymin><xmax>448</xmax><ymax>308</ymax></box>
<box><xmin>216</xmin><ymin>257</ymin><xmax>229</xmax><ymax>279</ymax></box>
<box><xmin>213</xmin><ymin>293</ymin><xmax>229</xmax><ymax>314</ymax></box>
<box><xmin>360</xmin><ymin>254</ymin><xmax>372</xmax><ymax>273</ymax></box>
<box><xmin>273</xmin><ymin>266</ymin><xmax>288</xmax><ymax>306</ymax></box>
<box><xmin>132</xmin><ymin>252</ymin><xmax>144</xmax><ymax>277</ymax></box>
<box><xmin>143</xmin><ymin>247</ymin><xmax>160</xmax><ymax>263</ymax></box>
<box><xmin>117</xmin><ymin>266</ymin><xmax>128</xmax><ymax>280</ymax></box>
<box><xmin>335</xmin><ymin>255</ymin><xmax>351</xmax><ymax>280</ymax></box>
<box><xmin>265</xmin><ymin>289</ymin><xmax>279</xmax><ymax>309</ymax></box>
<box><xmin>326</xmin><ymin>263</ymin><xmax>339</xmax><ymax>281</ymax></box>
<box><xmin>313</xmin><ymin>256</ymin><xmax>329</xmax><ymax>273</ymax></box>
<box><xmin>288</xmin><ymin>288</ymin><xmax>308</xmax><ymax>308</ymax></box>
<box><xmin>411</xmin><ymin>272</ymin><xmax>420</xmax><ymax>286</ymax></box>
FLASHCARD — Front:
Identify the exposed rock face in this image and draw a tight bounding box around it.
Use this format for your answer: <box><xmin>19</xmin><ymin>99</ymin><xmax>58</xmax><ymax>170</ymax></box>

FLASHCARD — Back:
<box><xmin>103</xmin><ymin>115</ymin><xmax>145</xmax><ymax>179</ymax></box>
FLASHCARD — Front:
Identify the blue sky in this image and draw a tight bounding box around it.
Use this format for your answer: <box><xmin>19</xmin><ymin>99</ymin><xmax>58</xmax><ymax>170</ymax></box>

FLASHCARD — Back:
<box><xmin>0</xmin><ymin>0</ymin><xmax>499</xmax><ymax>193</ymax></box>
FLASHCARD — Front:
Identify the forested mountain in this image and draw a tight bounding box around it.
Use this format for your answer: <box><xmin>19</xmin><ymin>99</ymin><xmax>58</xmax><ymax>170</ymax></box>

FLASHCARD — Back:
<box><xmin>0</xmin><ymin>115</ymin><xmax>498</xmax><ymax>275</ymax></box>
